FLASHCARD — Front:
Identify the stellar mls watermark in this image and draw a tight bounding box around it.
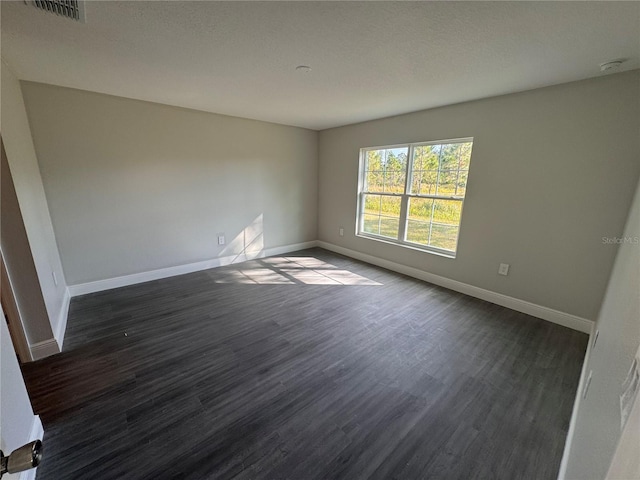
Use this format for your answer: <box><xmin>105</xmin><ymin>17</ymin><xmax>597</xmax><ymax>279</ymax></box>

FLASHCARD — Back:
<box><xmin>602</xmin><ymin>236</ymin><xmax>639</xmax><ymax>245</ymax></box>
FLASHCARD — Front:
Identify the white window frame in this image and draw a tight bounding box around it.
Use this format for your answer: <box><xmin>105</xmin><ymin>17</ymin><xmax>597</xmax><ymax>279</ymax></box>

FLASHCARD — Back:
<box><xmin>356</xmin><ymin>137</ymin><xmax>473</xmax><ymax>258</ymax></box>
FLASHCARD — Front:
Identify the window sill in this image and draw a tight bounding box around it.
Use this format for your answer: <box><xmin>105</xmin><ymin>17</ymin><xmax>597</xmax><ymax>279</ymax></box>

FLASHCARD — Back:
<box><xmin>356</xmin><ymin>232</ymin><xmax>457</xmax><ymax>259</ymax></box>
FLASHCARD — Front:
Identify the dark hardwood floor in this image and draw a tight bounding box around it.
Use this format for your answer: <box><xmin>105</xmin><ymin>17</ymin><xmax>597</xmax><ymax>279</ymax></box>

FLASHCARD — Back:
<box><xmin>21</xmin><ymin>248</ymin><xmax>588</xmax><ymax>480</ymax></box>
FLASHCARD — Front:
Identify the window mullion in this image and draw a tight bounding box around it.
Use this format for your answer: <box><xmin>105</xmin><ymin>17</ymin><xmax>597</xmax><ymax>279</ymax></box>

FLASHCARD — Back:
<box><xmin>399</xmin><ymin>195</ymin><xmax>409</xmax><ymax>241</ymax></box>
<box><xmin>427</xmin><ymin>199</ymin><xmax>436</xmax><ymax>246</ymax></box>
<box><xmin>435</xmin><ymin>144</ymin><xmax>444</xmax><ymax>195</ymax></box>
<box><xmin>454</xmin><ymin>144</ymin><xmax>462</xmax><ymax>196</ymax></box>
<box><xmin>428</xmin><ymin>145</ymin><xmax>446</xmax><ymax>245</ymax></box>
<box><xmin>398</xmin><ymin>144</ymin><xmax>413</xmax><ymax>241</ymax></box>
<box><xmin>404</xmin><ymin>144</ymin><xmax>414</xmax><ymax>196</ymax></box>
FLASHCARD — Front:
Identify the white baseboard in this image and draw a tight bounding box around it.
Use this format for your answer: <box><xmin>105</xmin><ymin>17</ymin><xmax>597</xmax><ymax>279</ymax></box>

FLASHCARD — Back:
<box><xmin>30</xmin><ymin>338</ymin><xmax>60</xmax><ymax>361</ymax></box>
<box><xmin>317</xmin><ymin>241</ymin><xmax>594</xmax><ymax>334</ymax></box>
<box><xmin>264</xmin><ymin>241</ymin><xmax>319</xmax><ymax>257</ymax></box>
<box><xmin>54</xmin><ymin>287</ymin><xmax>71</xmax><ymax>350</ymax></box>
<box><xmin>557</xmin><ymin>323</ymin><xmax>596</xmax><ymax>480</ymax></box>
<box><xmin>28</xmin><ymin>290</ymin><xmax>68</xmax><ymax>359</ymax></box>
<box><xmin>68</xmin><ymin>241</ymin><xmax>319</xmax><ymax>297</ymax></box>
<box><xmin>19</xmin><ymin>415</ymin><xmax>44</xmax><ymax>480</ymax></box>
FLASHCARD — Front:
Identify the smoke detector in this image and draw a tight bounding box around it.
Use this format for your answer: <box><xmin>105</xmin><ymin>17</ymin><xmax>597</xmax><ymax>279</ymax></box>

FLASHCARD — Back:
<box><xmin>24</xmin><ymin>0</ymin><xmax>85</xmax><ymax>23</ymax></box>
<box><xmin>599</xmin><ymin>60</ymin><xmax>624</xmax><ymax>73</ymax></box>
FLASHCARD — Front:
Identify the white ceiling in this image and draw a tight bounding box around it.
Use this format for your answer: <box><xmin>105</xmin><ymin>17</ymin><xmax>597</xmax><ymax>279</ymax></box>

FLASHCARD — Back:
<box><xmin>2</xmin><ymin>1</ymin><xmax>639</xmax><ymax>130</ymax></box>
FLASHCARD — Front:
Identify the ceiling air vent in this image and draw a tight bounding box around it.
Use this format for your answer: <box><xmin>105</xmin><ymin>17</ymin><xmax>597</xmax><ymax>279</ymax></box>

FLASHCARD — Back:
<box><xmin>25</xmin><ymin>0</ymin><xmax>85</xmax><ymax>23</ymax></box>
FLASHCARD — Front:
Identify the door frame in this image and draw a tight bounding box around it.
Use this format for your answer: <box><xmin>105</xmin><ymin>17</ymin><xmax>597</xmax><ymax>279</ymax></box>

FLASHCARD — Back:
<box><xmin>1</xmin><ymin>250</ymin><xmax>32</xmax><ymax>362</ymax></box>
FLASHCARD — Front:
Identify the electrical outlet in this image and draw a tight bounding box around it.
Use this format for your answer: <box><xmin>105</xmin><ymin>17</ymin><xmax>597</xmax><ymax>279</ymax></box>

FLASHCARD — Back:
<box><xmin>52</xmin><ymin>271</ymin><xmax>58</xmax><ymax>286</ymax></box>
<box><xmin>498</xmin><ymin>263</ymin><xmax>510</xmax><ymax>276</ymax></box>
<box><xmin>218</xmin><ymin>235</ymin><xmax>225</xmax><ymax>245</ymax></box>
<box><xmin>339</xmin><ymin>227</ymin><xmax>344</xmax><ymax>237</ymax></box>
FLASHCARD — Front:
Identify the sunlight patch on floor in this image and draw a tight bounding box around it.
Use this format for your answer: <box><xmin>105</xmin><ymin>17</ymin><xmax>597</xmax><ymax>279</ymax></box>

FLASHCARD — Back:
<box><xmin>213</xmin><ymin>257</ymin><xmax>382</xmax><ymax>286</ymax></box>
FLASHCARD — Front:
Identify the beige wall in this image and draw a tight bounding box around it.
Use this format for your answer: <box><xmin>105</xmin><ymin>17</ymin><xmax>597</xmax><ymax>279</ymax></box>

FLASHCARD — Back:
<box><xmin>21</xmin><ymin>82</ymin><xmax>318</xmax><ymax>285</ymax></box>
<box><xmin>563</xmin><ymin>175</ymin><xmax>640</xmax><ymax>479</ymax></box>
<box><xmin>318</xmin><ymin>71</ymin><xmax>640</xmax><ymax>320</ymax></box>
<box><xmin>1</xmin><ymin>63</ymin><xmax>66</xmax><ymax>346</ymax></box>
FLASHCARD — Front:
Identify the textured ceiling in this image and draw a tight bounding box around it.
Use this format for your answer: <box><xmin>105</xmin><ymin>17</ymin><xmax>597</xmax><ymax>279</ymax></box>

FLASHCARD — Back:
<box><xmin>2</xmin><ymin>1</ymin><xmax>639</xmax><ymax>130</ymax></box>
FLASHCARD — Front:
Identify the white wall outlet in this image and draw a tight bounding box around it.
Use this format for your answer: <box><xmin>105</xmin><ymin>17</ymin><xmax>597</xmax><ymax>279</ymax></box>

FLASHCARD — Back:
<box><xmin>339</xmin><ymin>227</ymin><xmax>344</xmax><ymax>237</ymax></box>
<box><xmin>498</xmin><ymin>263</ymin><xmax>510</xmax><ymax>276</ymax></box>
<box><xmin>218</xmin><ymin>234</ymin><xmax>225</xmax><ymax>245</ymax></box>
<box><xmin>52</xmin><ymin>271</ymin><xmax>58</xmax><ymax>286</ymax></box>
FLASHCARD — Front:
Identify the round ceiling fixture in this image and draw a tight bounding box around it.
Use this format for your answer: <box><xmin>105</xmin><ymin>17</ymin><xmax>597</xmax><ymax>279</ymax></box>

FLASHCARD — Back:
<box><xmin>295</xmin><ymin>65</ymin><xmax>312</xmax><ymax>73</ymax></box>
<box><xmin>599</xmin><ymin>60</ymin><xmax>624</xmax><ymax>73</ymax></box>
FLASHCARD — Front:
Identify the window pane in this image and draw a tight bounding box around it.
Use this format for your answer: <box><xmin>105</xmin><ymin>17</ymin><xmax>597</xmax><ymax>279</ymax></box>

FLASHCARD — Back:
<box><xmin>406</xmin><ymin>219</ymin><xmax>430</xmax><ymax>245</ymax></box>
<box><xmin>365</xmin><ymin>170</ymin><xmax>383</xmax><ymax>192</ymax></box>
<box><xmin>365</xmin><ymin>150</ymin><xmax>383</xmax><ymax>171</ymax></box>
<box><xmin>366</xmin><ymin>147</ymin><xmax>408</xmax><ymax>194</ymax></box>
<box><xmin>436</xmin><ymin>169</ymin><xmax>458</xmax><ymax>196</ymax></box>
<box><xmin>455</xmin><ymin>170</ymin><xmax>468</xmax><ymax>196</ymax></box>
<box><xmin>361</xmin><ymin>194</ymin><xmax>401</xmax><ymax>239</ymax></box>
<box><xmin>411</xmin><ymin>170</ymin><xmax>437</xmax><ymax>195</ymax></box>
<box><xmin>384</xmin><ymin>171</ymin><xmax>405</xmax><ymax>193</ymax></box>
<box><xmin>411</xmin><ymin>145</ymin><xmax>439</xmax><ymax>195</ymax></box>
<box><xmin>384</xmin><ymin>148</ymin><xmax>408</xmax><ymax>173</ymax></box>
<box><xmin>412</xmin><ymin>151</ymin><xmax>424</xmax><ymax>171</ymax></box>
<box><xmin>413</xmin><ymin>145</ymin><xmax>440</xmax><ymax>170</ymax></box>
<box><xmin>430</xmin><ymin>224</ymin><xmax>459</xmax><ymax>251</ymax></box>
<box><xmin>363</xmin><ymin>194</ymin><xmax>382</xmax><ymax>215</ymax></box>
<box><xmin>406</xmin><ymin>198</ymin><xmax>433</xmax><ymax>245</ymax></box>
<box><xmin>439</xmin><ymin>143</ymin><xmax>461</xmax><ymax>171</ymax></box>
<box><xmin>459</xmin><ymin>143</ymin><xmax>473</xmax><ymax>170</ymax></box>
<box><xmin>379</xmin><ymin>216</ymin><xmax>400</xmax><ymax>239</ymax></box>
<box><xmin>366</xmin><ymin>148</ymin><xmax>408</xmax><ymax>171</ymax></box>
<box><xmin>432</xmin><ymin>199</ymin><xmax>462</xmax><ymax>225</ymax></box>
<box><xmin>380</xmin><ymin>195</ymin><xmax>402</xmax><ymax>217</ymax></box>
<box><xmin>406</xmin><ymin>198</ymin><xmax>462</xmax><ymax>248</ymax></box>
<box><xmin>362</xmin><ymin>214</ymin><xmax>380</xmax><ymax>235</ymax></box>
<box><xmin>408</xmin><ymin>197</ymin><xmax>433</xmax><ymax>222</ymax></box>
<box><xmin>384</xmin><ymin>148</ymin><xmax>407</xmax><ymax>193</ymax></box>
<box><xmin>412</xmin><ymin>141</ymin><xmax>473</xmax><ymax>197</ymax></box>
